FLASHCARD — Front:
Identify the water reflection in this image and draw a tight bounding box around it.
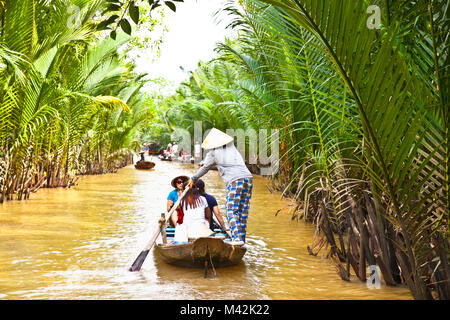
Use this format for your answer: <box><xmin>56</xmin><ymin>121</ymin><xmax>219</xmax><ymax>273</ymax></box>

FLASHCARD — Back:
<box><xmin>0</xmin><ymin>159</ymin><xmax>412</xmax><ymax>299</ymax></box>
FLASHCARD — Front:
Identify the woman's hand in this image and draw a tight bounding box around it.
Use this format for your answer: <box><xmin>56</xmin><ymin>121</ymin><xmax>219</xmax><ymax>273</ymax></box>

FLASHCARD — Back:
<box><xmin>187</xmin><ymin>178</ymin><xmax>195</xmax><ymax>188</ymax></box>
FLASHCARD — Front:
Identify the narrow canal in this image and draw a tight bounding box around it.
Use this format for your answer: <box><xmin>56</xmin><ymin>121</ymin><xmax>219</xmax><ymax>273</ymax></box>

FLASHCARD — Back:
<box><xmin>0</xmin><ymin>158</ymin><xmax>412</xmax><ymax>299</ymax></box>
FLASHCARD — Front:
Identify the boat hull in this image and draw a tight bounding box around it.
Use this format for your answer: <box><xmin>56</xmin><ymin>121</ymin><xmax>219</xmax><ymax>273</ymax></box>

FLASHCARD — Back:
<box><xmin>155</xmin><ymin>237</ymin><xmax>246</xmax><ymax>268</ymax></box>
<box><xmin>134</xmin><ymin>161</ymin><xmax>155</xmax><ymax>169</ymax></box>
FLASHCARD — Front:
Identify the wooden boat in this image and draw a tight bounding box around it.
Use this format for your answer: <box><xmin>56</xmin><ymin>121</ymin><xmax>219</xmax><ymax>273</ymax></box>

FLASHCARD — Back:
<box><xmin>134</xmin><ymin>161</ymin><xmax>155</xmax><ymax>170</ymax></box>
<box><xmin>155</xmin><ymin>237</ymin><xmax>246</xmax><ymax>268</ymax></box>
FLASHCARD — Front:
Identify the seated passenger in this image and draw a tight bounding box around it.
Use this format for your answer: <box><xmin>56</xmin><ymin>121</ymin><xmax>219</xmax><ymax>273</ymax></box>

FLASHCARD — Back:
<box><xmin>171</xmin><ymin>186</ymin><xmax>213</xmax><ymax>240</ymax></box>
<box><xmin>194</xmin><ymin>179</ymin><xmax>227</xmax><ymax>232</ymax></box>
<box><xmin>167</xmin><ymin>175</ymin><xmax>189</xmax><ymax>226</ymax></box>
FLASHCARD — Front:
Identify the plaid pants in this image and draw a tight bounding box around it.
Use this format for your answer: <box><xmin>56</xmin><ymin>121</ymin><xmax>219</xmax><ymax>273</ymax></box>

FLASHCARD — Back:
<box><xmin>225</xmin><ymin>178</ymin><xmax>253</xmax><ymax>242</ymax></box>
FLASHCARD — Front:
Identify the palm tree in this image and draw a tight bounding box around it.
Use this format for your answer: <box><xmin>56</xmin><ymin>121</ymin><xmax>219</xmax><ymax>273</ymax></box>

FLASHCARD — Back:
<box><xmin>158</xmin><ymin>0</ymin><xmax>448</xmax><ymax>299</ymax></box>
<box><xmin>0</xmin><ymin>0</ymin><xmax>151</xmax><ymax>201</ymax></box>
<box><xmin>235</xmin><ymin>0</ymin><xmax>449</xmax><ymax>299</ymax></box>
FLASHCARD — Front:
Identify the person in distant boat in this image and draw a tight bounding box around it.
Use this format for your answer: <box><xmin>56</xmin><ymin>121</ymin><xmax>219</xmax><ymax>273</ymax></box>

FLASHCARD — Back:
<box><xmin>165</xmin><ymin>143</ymin><xmax>172</xmax><ymax>158</ymax></box>
<box><xmin>171</xmin><ymin>185</ymin><xmax>213</xmax><ymax>239</ymax></box>
<box><xmin>195</xmin><ymin>179</ymin><xmax>227</xmax><ymax>232</ymax></box>
<box><xmin>167</xmin><ymin>175</ymin><xmax>189</xmax><ymax>226</ymax></box>
<box><xmin>171</xmin><ymin>142</ymin><xmax>179</xmax><ymax>157</ymax></box>
<box><xmin>187</xmin><ymin>128</ymin><xmax>253</xmax><ymax>244</ymax></box>
<box><xmin>180</xmin><ymin>150</ymin><xmax>187</xmax><ymax>161</ymax></box>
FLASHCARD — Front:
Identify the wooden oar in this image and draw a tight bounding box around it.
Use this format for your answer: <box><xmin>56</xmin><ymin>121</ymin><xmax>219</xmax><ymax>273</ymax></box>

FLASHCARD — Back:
<box><xmin>129</xmin><ymin>186</ymin><xmax>190</xmax><ymax>271</ymax></box>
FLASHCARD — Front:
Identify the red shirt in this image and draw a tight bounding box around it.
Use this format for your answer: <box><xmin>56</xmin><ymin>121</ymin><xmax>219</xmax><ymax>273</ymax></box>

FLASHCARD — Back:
<box><xmin>176</xmin><ymin>206</ymin><xmax>184</xmax><ymax>224</ymax></box>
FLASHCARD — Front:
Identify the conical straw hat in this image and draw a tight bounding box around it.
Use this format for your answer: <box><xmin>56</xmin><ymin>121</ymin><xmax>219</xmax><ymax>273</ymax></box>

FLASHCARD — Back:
<box><xmin>201</xmin><ymin>128</ymin><xmax>233</xmax><ymax>149</ymax></box>
<box><xmin>170</xmin><ymin>175</ymin><xmax>189</xmax><ymax>188</ymax></box>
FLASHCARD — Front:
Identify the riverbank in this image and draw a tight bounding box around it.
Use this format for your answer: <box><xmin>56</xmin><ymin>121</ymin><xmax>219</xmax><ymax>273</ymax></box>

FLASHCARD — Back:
<box><xmin>0</xmin><ymin>153</ymin><xmax>133</xmax><ymax>203</ymax></box>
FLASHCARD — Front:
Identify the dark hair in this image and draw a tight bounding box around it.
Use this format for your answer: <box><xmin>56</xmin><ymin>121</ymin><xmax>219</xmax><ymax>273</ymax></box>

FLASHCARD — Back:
<box><xmin>195</xmin><ymin>179</ymin><xmax>206</xmax><ymax>194</ymax></box>
<box><xmin>181</xmin><ymin>187</ymin><xmax>203</xmax><ymax>210</ymax></box>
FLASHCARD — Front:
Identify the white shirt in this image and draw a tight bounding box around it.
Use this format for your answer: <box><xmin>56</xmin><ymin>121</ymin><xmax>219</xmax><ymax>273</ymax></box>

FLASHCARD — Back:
<box><xmin>182</xmin><ymin>196</ymin><xmax>208</xmax><ymax>227</ymax></box>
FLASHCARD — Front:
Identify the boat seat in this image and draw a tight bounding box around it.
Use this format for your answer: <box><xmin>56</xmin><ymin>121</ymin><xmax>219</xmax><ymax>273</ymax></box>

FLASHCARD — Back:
<box><xmin>165</xmin><ymin>227</ymin><xmax>227</xmax><ymax>241</ymax></box>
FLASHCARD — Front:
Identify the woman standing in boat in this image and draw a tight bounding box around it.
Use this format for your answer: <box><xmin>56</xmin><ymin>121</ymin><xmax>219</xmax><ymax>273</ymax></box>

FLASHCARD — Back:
<box><xmin>188</xmin><ymin>128</ymin><xmax>253</xmax><ymax>244</ymax></box>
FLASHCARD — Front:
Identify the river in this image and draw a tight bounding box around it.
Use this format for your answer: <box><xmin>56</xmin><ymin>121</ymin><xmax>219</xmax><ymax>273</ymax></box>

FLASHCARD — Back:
<box><xmin>0</xmin><ymin>158</ymin><xmax>412</xmax><ymax>299</ymax></box>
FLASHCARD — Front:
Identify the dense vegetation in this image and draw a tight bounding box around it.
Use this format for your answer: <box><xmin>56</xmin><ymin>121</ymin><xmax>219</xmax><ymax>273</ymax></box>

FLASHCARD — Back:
<box><xmin>0</xmin><ymin>0</ymin><xmax>448</xmax><ymax>300</ymax></box>
<box><xmin>0</xmin><ymin>0</ymin><xmax>158</xmax><ymax>201</ymax></box>
<box><xmin>158</xmin><ymin>0</ymin><xmax>449</xmax><ymax>300</ymax></box>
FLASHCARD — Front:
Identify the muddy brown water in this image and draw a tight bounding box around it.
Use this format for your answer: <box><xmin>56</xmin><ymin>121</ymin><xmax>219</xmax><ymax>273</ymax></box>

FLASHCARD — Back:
<box><xmin>0</xmin><ymin>158</ymin><xmax>412</xmax><ymax>299</ymax></box>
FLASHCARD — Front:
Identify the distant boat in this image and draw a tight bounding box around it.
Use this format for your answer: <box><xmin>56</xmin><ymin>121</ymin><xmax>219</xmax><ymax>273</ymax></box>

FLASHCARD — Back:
<box><xmin>134</xmin><ymin>161</ymin><xmax>155</xmax><ymax>170</ymax></box>
<box><xmin>158</xmin><ymin>154</ymin><xmax>174</xmax><ymax>161</ymax></box>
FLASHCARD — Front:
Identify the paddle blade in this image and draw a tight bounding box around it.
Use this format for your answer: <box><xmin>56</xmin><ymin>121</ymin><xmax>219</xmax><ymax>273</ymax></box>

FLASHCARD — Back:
<box><xmin>129</xmin><ymin>250</ymin><xmax>150</xmax><ymax>272</ymax></box>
